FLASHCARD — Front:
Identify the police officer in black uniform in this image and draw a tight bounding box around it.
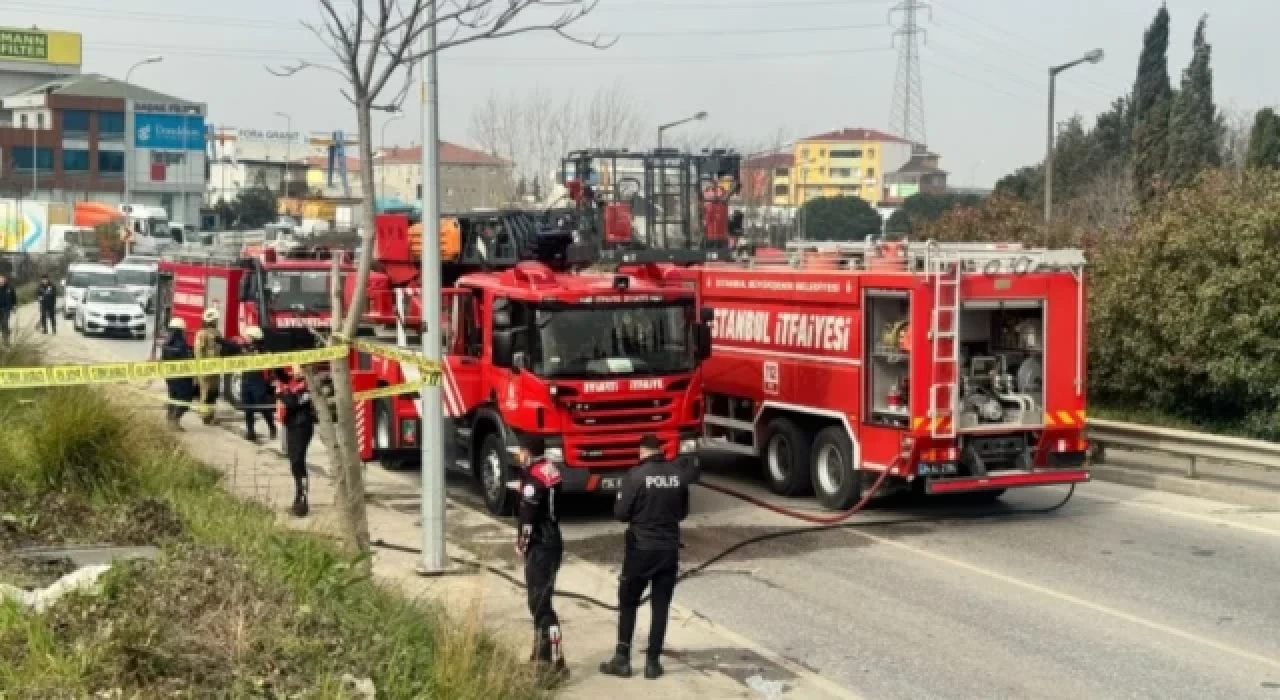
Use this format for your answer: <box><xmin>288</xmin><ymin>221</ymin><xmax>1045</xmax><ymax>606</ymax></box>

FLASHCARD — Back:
<box><xmin>513</xmin><ymin>438</ymin><xmax>569</xmax><ymax>685</ymax></box>
<box><xmin>600</xmin><ymin>434</ymin><xmax>701</xmax><ymax>680</ymax></box>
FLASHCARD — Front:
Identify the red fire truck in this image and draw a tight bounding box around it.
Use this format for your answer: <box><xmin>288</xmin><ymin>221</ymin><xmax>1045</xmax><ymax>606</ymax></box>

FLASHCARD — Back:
<box><xmin>351</xmin><ymin>181</ymin><xmax>726</xmax><ymax>514</ymax></box>
<box><xmin>670</xmin><ymin>240</ymin><xmax>1091</xmax><ymax>510</ymax></box>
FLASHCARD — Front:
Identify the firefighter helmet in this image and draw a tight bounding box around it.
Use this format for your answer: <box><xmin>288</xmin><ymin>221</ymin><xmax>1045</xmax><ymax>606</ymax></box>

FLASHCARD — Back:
<box><xmin>168</xmin><ymin>318</ymin><xmax>187</xmax><ymax>331</ymax></box>
<box><xmin>202</xmin><ymin>308</ymin><xmax>221</xmax><ymax>324</ymax></box>
<box><xmin>243</xmin><ymin>325</ymin><xmax>264</xmax><ymax>341</ymax></box>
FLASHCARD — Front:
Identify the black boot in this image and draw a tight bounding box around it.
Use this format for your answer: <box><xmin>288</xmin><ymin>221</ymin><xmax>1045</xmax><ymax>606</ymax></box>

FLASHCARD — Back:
<box><xmin>644</xmin><ymin>655</ymin><xmax>664</xmax><ymax>680</ymax></box>
<box><xmin>599</xmin><ymin>643</ymin><xmax>632</xmax><ymax>678</ymax></box>
<box><xmin>537</xmin><ymin>624</ymin><xmax>569</xmax><ymax>686</ymax></box>
<box><xmin>291</xmin><ymin>478</ymin><xmax>309</xmax><ymax>517</ymax></box>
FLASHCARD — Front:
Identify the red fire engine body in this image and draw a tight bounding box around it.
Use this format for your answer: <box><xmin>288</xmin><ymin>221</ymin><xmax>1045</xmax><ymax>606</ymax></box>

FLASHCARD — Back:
<box><xmin>671</xmin><ymin>240</ymin><xmax>1091</xmax><ymax>510</ymax></box>
<box><xmin>350</xmin><ymin>212</ymin><xmax>713</xmax><ymax>515</ymax></box>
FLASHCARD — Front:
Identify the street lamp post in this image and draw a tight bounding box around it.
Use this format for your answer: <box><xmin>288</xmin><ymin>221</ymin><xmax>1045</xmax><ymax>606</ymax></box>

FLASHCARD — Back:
<box><xmin>274</xmin><ymin>111</ymin><xmax>292</xmax><ymax>197</ymax></box>
<box><xmin>1045</xmin><ymin>48</ymin><xmax>1104</xmax><ymax>227</ymax></box>
<box><xmin>123</xmin><ymin>55</ymin><xmax>163</xmax><ymax>211</ymax></box>
<box><xmin>419</xmin><ymin>0</ymin><xmax>447</xmax><ymax>575</ymax></box>
<box><xmin>30</xmin><ymin>123</ymin><xmax>37</xmax><ymax>198</ymax></box>
<box><xmin>656</xmin><ymin>110</ymin><xmax>708</xmax><ymax>152</ymax></box>
<box><xmin>656</xmin><ymin>112</ymin><xmax>707</xmax><ymax>247</ymax></box>
<box><xmin>380</xmin><ymin>109</ymin><xmax>404</xmax><ymax>202</ymax></box>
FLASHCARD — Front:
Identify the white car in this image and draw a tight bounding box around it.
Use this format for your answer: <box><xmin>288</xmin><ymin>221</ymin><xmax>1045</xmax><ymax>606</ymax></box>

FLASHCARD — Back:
<box><xmin>74</xmin><ymin>287</ymin><xmax>148</xmax><ymax>339</ymax></box>
<box><xmin>63</xmin><ymin>263</ymin><xmax>119</xmax><ymax>320</ymax></box>
<box><xmin>113</xmin><ymin>260</ymin><xmax>158</xmax><ymax>312</ymax></box>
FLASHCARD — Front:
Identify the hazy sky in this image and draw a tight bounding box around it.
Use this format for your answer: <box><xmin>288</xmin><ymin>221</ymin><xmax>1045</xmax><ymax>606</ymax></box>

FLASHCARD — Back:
<box><xmin>10</xmin><ymin>0</ymin><xmax>1278</xmax><ymax>187</ymax></box>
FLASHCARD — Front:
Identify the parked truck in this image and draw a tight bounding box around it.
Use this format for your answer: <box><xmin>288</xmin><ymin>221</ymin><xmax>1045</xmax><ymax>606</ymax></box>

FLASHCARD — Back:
<box><xmin>671</xmin><ymin>240</ymin><xmax>1091</xmax><ymax>510</ymax></box>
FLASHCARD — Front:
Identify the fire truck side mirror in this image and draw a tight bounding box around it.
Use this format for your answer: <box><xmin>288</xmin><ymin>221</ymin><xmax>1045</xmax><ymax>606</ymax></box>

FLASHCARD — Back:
<box><xmin>695</xmin><ymin>323</ymin><xmax>713</xmax><ymax>361</ymax></box>
<box><xmin>492</xmin><ymin>330</ymin><xmax>514</xmax><ymax>368</ymax></box>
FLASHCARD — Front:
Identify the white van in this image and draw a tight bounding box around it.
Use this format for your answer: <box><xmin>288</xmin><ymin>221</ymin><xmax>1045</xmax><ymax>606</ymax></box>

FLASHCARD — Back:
<box><xmin>113</xmin><ymin>260</ymin><xmax>159</xmax><ymax>312</ymax></box>
<box><xmin>63</xmin><ymin>263</ymin><xmax>119</xmax><ymax>319</ymax></box>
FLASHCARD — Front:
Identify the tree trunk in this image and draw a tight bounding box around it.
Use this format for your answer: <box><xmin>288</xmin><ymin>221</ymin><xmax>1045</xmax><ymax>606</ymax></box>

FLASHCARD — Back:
<box><xmin>322</xmin><ymin>253</ymin><xmax>370</xmax><ymax>557</ymax></box>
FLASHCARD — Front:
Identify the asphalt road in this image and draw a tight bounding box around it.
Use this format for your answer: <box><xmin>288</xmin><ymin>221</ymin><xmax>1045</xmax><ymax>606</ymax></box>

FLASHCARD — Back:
<box><xmin>34</xmin><ymin>306</ymin><xmax>1280</xmax><ymax>700</ymax></box>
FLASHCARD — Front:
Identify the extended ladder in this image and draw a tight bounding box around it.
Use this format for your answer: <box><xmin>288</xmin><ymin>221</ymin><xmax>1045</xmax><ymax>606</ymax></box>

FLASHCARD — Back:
<box><xmin>927</xmin><ymin>246</ymin><xmax>961</xmax><ymax>439</ymax></box>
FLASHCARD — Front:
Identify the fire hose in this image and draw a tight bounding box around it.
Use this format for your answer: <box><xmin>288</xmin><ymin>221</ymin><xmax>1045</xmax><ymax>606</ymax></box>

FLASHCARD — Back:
<box><xmin>371</xmin><ymin>458</ymin><xmax>1078</xmax><ymax>612</ymax></box>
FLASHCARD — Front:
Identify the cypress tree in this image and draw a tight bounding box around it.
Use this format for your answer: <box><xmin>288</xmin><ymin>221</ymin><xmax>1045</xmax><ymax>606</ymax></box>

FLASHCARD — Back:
<box><xmin>1245</xmin><ymin>108</ymin><xmax>1280</xmax><ymax>169</ymax></box>
<box><xmin>1131</xmin><ymin>4</ymin><xmax>1173</xmax><ymax>203</ymax></box>
<box><xmin>1167</xmin><ymin>15</ymin><xmax>1222</xmax><ymax>188</ymax></box>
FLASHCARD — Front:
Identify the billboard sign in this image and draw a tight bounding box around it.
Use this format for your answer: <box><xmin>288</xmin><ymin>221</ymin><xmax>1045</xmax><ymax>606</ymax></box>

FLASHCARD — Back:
<box><xmin>0</xmin><ymin>28</ymin><xmax>81</xmax><ymax>66</ymax></box>
<box><xmin>136</xmin><ymin>113</ymin><xmax>207</xmax><ymax>151</ymax></box>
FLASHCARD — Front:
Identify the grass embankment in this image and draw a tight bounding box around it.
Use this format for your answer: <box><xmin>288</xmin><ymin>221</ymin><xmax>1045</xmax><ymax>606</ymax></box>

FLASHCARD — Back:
<box><xmin>0</xmin><ymin>342</ymin><xmax>545</xmax><ymax>699</ymax></box>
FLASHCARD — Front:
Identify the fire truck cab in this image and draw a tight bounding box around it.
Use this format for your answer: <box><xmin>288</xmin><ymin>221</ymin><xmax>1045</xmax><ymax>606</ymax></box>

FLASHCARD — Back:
<box><xmin>677</xmin><ymin>240</ymin><xmax>1090</xmax><ymax>510</ymax></box>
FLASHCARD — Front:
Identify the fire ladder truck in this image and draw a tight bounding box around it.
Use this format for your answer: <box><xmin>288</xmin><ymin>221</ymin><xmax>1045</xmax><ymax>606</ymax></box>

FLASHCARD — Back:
<box><xmin>350</xmin><ymin>152</ymin><xmax>738</xmax><ymax>514</ymax></box>
<box><xmin>671</xmin><ymin>239</ymin><xmax>1091</xmax><ymax>510</ymax></box>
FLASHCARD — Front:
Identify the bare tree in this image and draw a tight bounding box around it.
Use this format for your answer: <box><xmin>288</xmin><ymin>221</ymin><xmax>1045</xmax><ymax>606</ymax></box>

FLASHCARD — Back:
<box><xmin>1220</xmin><ymin>105</ymin><xmax>1256</xmax><ymax>175</ymax></box>
<box><xmin>469</xmin><ymin>82</ymin><xmax>650</xmax><ymax>191</ymax></box>
<box><xmin>274</xmin><ymin>0</ymin><xmax>607</xmax><ymax>555</ymax></box>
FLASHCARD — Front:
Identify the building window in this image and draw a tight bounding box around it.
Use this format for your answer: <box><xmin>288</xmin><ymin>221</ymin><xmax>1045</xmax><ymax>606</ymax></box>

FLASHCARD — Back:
<box><xmin>18</xmin><ymin>114</ymin><xmax>27</xmax><ymax>128</ymax></box>
<box><xmin>801</xmin><ymin>147</ymin><xmax>809</xmax><ymax>159</ymax></box>
<box><xmin>98</xmin><ymin>150</ymin><xmax>125</xmax><ymax>176</ymax></box>
<box><xmin>63</xmin><ymin>149</ymin><xmax>90</xmax><ymax>172</ymax></box>
<box><xmin>36</xmin><ymin>113</ymin><xmax>45</xmax><ymax>129</ymax></box>
<box><xmin>774</xmin><ymin>167</ymin><xmax>788</xmax><ymax>177</ymax></box>
<box><xmin>831</xmin><ymin>168</ymin><xmax>853</xmax><ymax>178</ymax></box>
<box><xmin>818</xmin><ymin>167</ymin><xmax>826</xmax><ymax>175</ymax></box>
<box><xmin>773</xmin><ymin>184</ymin><xmax>789</xmax><ymax>197</ymax></box>
<box><xmin>866</xmin><ymin>168</ymin><xmax>876</xmax><ymax>177</ymax></box>
<box><xmin>62</xmin><ymin>110</ymin><xmax>90</xmax><ymax>134</ymax></box>
<box><xmin>830</xmin><ymin>149</ymin><xmax>862</xmax><ymax>159</ymax></box>
<box><xmin>819</xmin><ymin>149</ymin><xmax>826</xmax><ymax>157</ymax></box>
<box><xmin>99</xmin><ymin>111</ymin><xmax>125</xmax><ymax>140</ymax></box>
<box><xmin>14</xmin><ymin>147</ymin><xmax>54</xmax><ymax>172</ymax></box>
<box><xmin>867</xmin><ymin>148</ymin><xmax>876</xmax><ymax>158</ymax></box>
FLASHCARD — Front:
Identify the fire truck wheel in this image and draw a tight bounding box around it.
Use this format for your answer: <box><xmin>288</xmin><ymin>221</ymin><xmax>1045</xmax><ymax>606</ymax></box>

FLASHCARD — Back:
<box><xmin>810</xmin><ymin>425</ymin><xmax>860</xmax><ymax>511</ymax></box>
<box><xmin>477</xmin><ymin>432</ymin><xmax>515</xmax><ymax>516</ymax></box>
<box><xmin>760</xmin><ymin>416</ymin><xmax>813</xmax><ymax>497</ymax></box>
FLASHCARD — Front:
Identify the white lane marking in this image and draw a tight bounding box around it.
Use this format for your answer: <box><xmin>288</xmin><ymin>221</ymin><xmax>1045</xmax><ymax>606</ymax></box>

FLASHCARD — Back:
<box><xmin>851</xmin><ymin>528</ymin><xmax>1280</xmax><ymax>672</ymax></box>
<box><xmin>1075</xmin><ymin>490</ymin><xmax>1280</xmax><ymax>540</ymax></box>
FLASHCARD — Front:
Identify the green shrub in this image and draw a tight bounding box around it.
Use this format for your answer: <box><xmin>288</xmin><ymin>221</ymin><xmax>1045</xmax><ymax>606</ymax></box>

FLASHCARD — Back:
<box><xmin>1090</xmin><ymin>169</ymin><xmax>1280</xmax><ymax>437</ymax></box>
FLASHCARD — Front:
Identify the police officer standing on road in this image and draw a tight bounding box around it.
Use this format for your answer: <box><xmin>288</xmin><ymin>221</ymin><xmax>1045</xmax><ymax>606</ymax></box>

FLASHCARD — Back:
<box><xmin>237</xmin><ymin>326</ymin><xmax>277</xmax><ymax>443</ymax></box>
<box><xmin>601</xmin><ymin>434</ymin><xmax>701</xmax><ymax>680</ymax></box>
<box><xmin>36</xmin><ymin>274</ymin><xmax>57</xmax><ymax>334</ymax></box>
<box><xmin>274</xmin><ymin>368</ymin><xmax>316</xmax><ymax>517</ymax></box>
<box><xmin>512</xmin><ymin>439</ymin><xmax>570</xmax><ymax>686</ymax></box>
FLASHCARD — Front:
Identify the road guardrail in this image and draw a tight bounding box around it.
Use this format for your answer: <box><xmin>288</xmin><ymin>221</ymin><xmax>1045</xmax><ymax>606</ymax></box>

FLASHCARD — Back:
<box><xmin>1086</xmin><ymin>418</ymin><xmax>1280</xmax><ymax>478</ymax></box>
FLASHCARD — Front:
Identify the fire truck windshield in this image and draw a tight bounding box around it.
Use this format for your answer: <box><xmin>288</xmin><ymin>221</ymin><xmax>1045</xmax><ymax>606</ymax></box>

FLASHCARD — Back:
<box><xmin>266</xmin><ymin>270</ymin><xmax>331</xmax><ymax>311</ymax></box>
<box><xmin>531</xmin><ymin>302</ymin><xmax>695</xmax><ymax>377</ymax></box>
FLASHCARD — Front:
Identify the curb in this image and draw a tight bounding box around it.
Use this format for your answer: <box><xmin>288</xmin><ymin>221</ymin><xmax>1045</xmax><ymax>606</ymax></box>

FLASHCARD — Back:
<box><xmin>1091</xmin><ymin>463</ymin><xmax>1280</xmax><ymax>510</ymax></box>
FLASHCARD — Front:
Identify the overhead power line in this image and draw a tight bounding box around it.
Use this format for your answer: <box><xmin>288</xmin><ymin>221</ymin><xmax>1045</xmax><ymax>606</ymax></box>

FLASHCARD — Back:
<box><xmin>83</xmin><ymin>42</ymin><xmax>896</xmax><ymax>67</ymax></box>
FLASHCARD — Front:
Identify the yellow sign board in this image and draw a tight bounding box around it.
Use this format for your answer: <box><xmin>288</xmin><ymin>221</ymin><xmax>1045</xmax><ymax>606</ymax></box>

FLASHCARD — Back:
<box><xmin>0</xmin><ymin>28</ymin><xmax>82</xmax><ymax>66</ymax></box>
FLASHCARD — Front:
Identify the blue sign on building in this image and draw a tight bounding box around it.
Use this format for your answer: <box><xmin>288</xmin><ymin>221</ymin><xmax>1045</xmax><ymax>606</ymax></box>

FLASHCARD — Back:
<box><xmin>135</xmin><ymin>112</ymin><xmax>206</xmax><ymax>150</ymax></box>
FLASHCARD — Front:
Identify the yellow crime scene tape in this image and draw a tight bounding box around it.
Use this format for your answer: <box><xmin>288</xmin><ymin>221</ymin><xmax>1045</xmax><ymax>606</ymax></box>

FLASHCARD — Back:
<box><xmin>0</xmin><ymin>340</ymin><xmax>443</xmax><ymax>392</ymax></box>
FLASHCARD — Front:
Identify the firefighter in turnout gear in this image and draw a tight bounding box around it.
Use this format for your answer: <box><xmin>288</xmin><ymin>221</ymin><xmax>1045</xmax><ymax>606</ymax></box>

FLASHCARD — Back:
<box><xmin>275</xmin><ymin>369</ymin><xmax>316</xmax><ymax>518</ymax></box>
<box><xmin>512</xmin><ymin>439</ymin><xmax>569</xmax><ymax>687</ymax></box>
<box><xmin>601</xmin><ymin>434</ymin><xmax>701</xmax><ymax>681</ymax></box>
<box><xmin>237</xmin><ymin>326</ymin><xmax>277</xmax><ymax>442</ymax></box>
<box><xmin>193</xmin><ymin>308</ymin><xmax>225</xmax><ymax>424</ymax></box>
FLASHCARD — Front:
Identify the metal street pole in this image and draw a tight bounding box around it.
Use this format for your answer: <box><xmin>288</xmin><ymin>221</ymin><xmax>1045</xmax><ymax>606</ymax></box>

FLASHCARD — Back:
<box><xmin>30</xmin><ymin>125</ymin><xmax>36</xmax><ymax>197</ymax></box>
<box><xmin>1045</xmin><ymin>48</ymin><xmax>1104</xmax><ymax>230</ymax></box>
<box><xmin>123</xmin><ymin>56</ymin><xmax>163</xmax><ymax>210</ymax></box>
<box><xmin>419</xmin><ymin>1</ymin><xmax>446</xmax><ymax>575</ymax></box>
<box><xmin>274</xmin><ymin>111</ymin><xmax>292</xmax><ymax>198</ymax></box>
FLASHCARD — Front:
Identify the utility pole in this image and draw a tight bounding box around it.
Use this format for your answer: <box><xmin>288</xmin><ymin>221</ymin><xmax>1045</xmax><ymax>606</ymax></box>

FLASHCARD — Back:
<box><xmin>419</xmin><ymin>0</ymin><xmax>446</xmax><ymax>575</ymax></box>
<box><xmin>889</xmin><ymin>0</ymin><xmax>929</xmax><ymax>146</ymax></box>
<box><xmin>1045</xmin><ymin>49</ymin><xmax>1105</xmax><ymax>229</ymax></box>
